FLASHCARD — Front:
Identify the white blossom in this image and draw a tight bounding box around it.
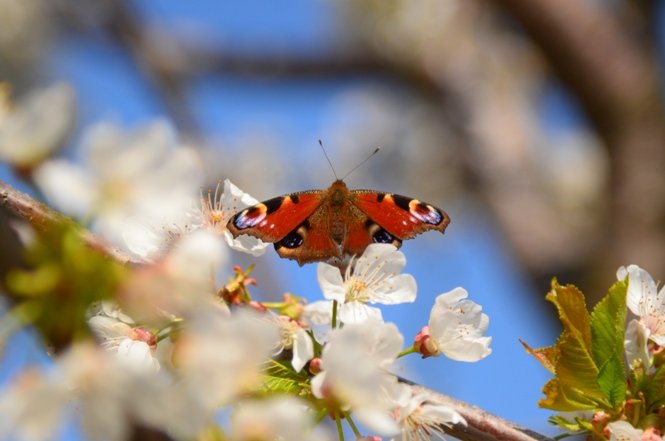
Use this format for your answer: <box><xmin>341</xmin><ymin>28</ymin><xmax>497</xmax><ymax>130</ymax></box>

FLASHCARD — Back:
<box><xmin>200</xmin><ymin>179</ymin><xmax>269</xmax><ymax>256</ymax></box>
<box><xmin>311</xmin><ymin>319</ymin><xmax>408</xmax><ymax>435</ymax></box>
<box><xmin>119</xmin><ymin>230</ymin><xmax>229</xmax><ymax>323</ymax></box>
<box><xmin>618</xmin><ymin>265</ymin><xmax>665</xmax><ymax>347</ymax></box>
<box><xmin>0</xmin><ymin>343</ymin><xmax>182</xmax><ymax>441</ymax></box>
<box><xmin>0</xmin><ymin>82</ymin><xmax>74</xmax><ymax>168</ymax></box>
<box><xmin>273</xmin><ymin>315</ymin><xmax>314</xmax><ymax>372</ymax></box>
<box><xmin>607</xmin><ymin>421</ymin><xmax>644</xmax><ymax>441</ymax></box>
<box><xmin>176</xmin><ymin>309</ymin><xmax>279</xmax><ymax>412</ymax></box>
<box><xmin>87</xmin><ymin>314</ymin><xmax>160</xmax><ymax>373</ymax></box>
<box><xmin>390</xmin><ymin>387</ymin><xmax>465</xmax><ymax>441</ymax></box>
<box><xmin>229</xmin><ymin>396</ymin><xmax>332</xmax><ymax>441</ymax></box>
<box><xmin>422</xmin><ymin>287</ymin><xmax>492</xmax><ymax>362</ymax></box>
<box><xmin>0</xmin><ymin>369</ymin><xmax>68</xmax><ymax>441</ymax></box>
<box><xmin>34</xmin><ymin>120</ymin><xmax>203</xmax><ymax>247</ymax></box>
<box><xmin>123</xmin><ymin>178</ymin><xmax>268</xmax><ymax>261</ymax></box>
<box><xmin>317</xmin><ymin>244</ymin><xmax>416</xmax><ymax>324</ymax></box>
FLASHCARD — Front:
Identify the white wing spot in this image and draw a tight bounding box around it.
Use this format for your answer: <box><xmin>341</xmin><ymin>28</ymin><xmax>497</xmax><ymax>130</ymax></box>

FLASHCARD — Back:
<box><xmin>259</xmin><ymin>220</ymin><xmax>268</xmax><ymax>227</ymax></box>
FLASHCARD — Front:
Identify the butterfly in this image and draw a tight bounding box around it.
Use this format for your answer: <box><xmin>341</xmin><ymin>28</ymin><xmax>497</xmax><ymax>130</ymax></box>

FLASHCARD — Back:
<box><xmin>226</xmin><ymin>179</ymin><xmax>450</xmax><ymax>266</ymax></box>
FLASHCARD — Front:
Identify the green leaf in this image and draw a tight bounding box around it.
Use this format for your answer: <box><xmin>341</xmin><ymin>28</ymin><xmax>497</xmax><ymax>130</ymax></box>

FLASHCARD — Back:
<box><xmin>261</xmin><ymin>359</ymin><xmax>309</xmax><ymax>395</ymax></box>
<box><xmin>4</xmin><ymin>222</ymin><xmax>127</xmax><ymax>348</ymax></box>
<box><xmin>261</xmin><ymin>375</ymin><xmax>303</xmax><ymax>394</ymax></box>
<box><xmin>596</xmin><ymin>355</ymin><xmax>626</xmax><ymax>407</ymax></box>
<box><xmin>543</xmin><ymin>330</ymin><xmax>608</xmax><ymax>410</ymax></box>
<box><xmin>644</xmin><ymin>364</ymin><xmax>665</xmax><ymax>410</ymax></box>
<box><xmin>540</xmin><ymin>378</ymin><xmax>588</xmax><ymax>411</ymax></box>
<box><xmin>590</xmin><ymin>280</ymin><xmax>627</xmax><ymax>366</ymax></box>
<box><xmin>531</xmin><ymin>280</ymin><xmax>613</xmax><ymax>411</ymax></box>
<box><xmin>548</xmin><ymin>414</ymin><xmax>592</xmax><ymax>433</ymax></box>
<box><xmin>589</xmin><ymin>280</ymin><xmax>627</xmax><ymax>408</ymax></box>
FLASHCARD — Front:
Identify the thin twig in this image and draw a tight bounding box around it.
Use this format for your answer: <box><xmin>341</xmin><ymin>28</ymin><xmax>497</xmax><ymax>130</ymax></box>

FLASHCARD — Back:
<box><xmin>0</xmin><ymin>179</ymin><xmax>137</xmax><ymax>264</ymax></box>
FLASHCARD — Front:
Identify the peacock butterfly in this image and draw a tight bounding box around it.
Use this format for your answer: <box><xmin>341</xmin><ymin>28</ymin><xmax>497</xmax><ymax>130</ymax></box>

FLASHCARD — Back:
<box><xmin>226</xmin><ymin>179</ymin><xmax>450</xmax><ymax>266</ymax></box>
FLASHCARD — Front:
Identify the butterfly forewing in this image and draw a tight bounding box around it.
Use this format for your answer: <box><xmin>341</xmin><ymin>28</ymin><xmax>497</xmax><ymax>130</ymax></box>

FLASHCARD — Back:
<box><xmin>351</xmin><ymin>190</ymin><xmax>450</xmax><ymax>239</ymax></box>
<box><xmin>227</xmin><ymin>191</ymin><xmax>323</xmax><ymax>242</ymax></box>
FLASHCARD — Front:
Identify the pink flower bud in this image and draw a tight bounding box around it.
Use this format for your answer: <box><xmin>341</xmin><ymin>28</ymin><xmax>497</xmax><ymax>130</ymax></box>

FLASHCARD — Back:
<box><xmin>131</xmin><ymin>327</ymin><xmax>156</xmax><ymax>346</ymax></box>
<box><xmin>414</xmin><ymin>326</ymin><xmax>440</xmax><ymax>358</ymax></box>
<box><xmin>309</xmin><ymin>357</ymin><xmax>322</xmax><ymax>375</ymax></box>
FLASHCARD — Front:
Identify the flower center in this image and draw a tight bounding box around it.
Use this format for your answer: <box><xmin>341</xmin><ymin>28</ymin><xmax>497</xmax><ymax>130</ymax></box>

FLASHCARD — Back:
<box><xmin>345</xmin><ymin>278</ymin><xmax>369</xmax><ymax>302</ymax></box>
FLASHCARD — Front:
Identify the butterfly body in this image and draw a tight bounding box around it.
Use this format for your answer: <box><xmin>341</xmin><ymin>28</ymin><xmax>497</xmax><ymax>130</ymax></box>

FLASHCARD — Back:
<box><xmin>227</xmin><ymin>180</ymin><xmax>450</xmax><ymax>265</ymax></box>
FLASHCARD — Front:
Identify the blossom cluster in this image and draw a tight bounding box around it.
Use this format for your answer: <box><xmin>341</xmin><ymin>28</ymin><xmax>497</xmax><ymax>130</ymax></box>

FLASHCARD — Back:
<box><xmin>0</xmin><ymin>83</ymin><xmax>492</xmax><ymax>441</ymax></box>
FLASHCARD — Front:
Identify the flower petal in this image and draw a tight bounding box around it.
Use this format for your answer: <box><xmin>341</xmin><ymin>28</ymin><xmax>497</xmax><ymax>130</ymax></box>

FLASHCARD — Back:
<box><xmin>354</xmin><ymin>244</ymin><xmax>406</xmax><ymax>277</ymax></box>
<box><xmin>368</xmin><ymin>274</ymin><xmax>417</xmax><ymax>305</ymax></box>
<box><xmin>608</xmin><ymin>421</ymin><xmax>643</xmax><ymax>441</ymax></box>
<box><xmin>221</xmin><ymin>179</ymin><xmax>260</xmax><ymax>217</ymax></box>
<box><xmin>624</xmin><ymin>264</ymin><xmax>658</xmax><ymax>317</ymax></box>
<box><xmin>292</xmin><ymin>328</ymin><xmax>314</xmax><ymax>372</ymax></box>
<box><xmin>354</xmin><ymin>406</ymin><xmax>401</xmax><ymax>436</ymax></box>
<box><xmin>625</xmin><ymin>319</ymin><xmax>651</xmax><ymax>370</ymax></box>
<box><xmin>317</xmin><ymin>263</ymin><xmax>346</xmax><ymax>302</ymax></box>
<box><xmin>339</xmin><ymin>302</ymin><xmax>383</xmax><ymax>325</ymax></box>
<box><xmin>302</xmin><ymin>300</ymin><xmax>335</xmax><ymax>326</ymax></box>
<box><xmin>223</xmin><ymin>230</ymin><xmax>268</xmax><ymax>256</ymax></box>
<box><xmin>117</xmin><ymin>339</ymin><xmax>160</xmax><ymax>372</ymax></box>
<box><xmin>33</xmin><ymin>160</ymin><xmax>96</xmax><ymax>218</ymax></box>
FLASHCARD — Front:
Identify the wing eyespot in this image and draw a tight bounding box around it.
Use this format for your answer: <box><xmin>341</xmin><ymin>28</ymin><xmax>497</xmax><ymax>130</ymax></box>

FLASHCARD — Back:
<box><xmin>233</xmin><ymin>205</ymin><xmax>267</xmax><ymax>230</ymax></box>
<box><xmin>372</xmin><ymin>228</ymin><xmax>395</xmax><ymax>244</ymax></box>
<box><xmin>277</xmin><ymin>231</ymin><xmax>304</xmax><ymax>249</ymax></box>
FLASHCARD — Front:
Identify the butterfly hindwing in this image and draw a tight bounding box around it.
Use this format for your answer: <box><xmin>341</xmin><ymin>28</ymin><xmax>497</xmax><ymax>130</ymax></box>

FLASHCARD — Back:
<box><xmin>273</xmin><ymin>213</ymin><xmax>341</xmax><ymax>264</ymax></box>
<box><xmin>227</xmin><ymin>191</ymin><xmax>323</xmax><ymax>243</ymax></box>
<box><xmin>351</xmin><ymin>190</ymin><xmax>450</xmax><ymax>240</ymax></box>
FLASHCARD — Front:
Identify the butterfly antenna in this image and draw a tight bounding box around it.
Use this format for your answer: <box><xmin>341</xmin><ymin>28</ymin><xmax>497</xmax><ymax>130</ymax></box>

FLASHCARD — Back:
<box><xmin>319</xmin><ymin>139</ymin><xmax>339</xmax><ymax>180</ymax></box>
<box><xmin>341</xmin><ymin>147</ymin><xmax>381</xmax><ymax>181</ymax></box>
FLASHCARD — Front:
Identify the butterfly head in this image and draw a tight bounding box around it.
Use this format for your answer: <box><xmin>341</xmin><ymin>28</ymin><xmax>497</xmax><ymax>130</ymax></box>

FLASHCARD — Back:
<box><xmin>330</xmin><ymin>179</ymin><xmax>349</xmax><ymax>206</ymax></box>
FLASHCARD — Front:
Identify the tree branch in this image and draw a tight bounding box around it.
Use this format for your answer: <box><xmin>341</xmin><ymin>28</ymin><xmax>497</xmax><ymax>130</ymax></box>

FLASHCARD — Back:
<box><xmin>409</xmin><ymin>384</ymin><xmax>553</xmax><ymax>441</ymax></box>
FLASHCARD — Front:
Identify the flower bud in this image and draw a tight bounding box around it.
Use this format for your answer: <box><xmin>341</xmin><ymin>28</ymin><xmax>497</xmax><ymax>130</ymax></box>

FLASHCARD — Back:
<box><xmin>309</xmin><ymin>357</ymin><xmax>322</xmax><ymax>375</ymax></box>
<box><xmin>414</xmin><ymin>326</ymin><xmax>440</xmax><ymax>358</ymax></box>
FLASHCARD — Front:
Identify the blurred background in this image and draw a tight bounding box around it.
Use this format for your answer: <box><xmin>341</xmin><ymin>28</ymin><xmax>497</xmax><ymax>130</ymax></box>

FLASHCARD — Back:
<box><xmin>3</xmin><ymin>0</ymin><xmax>665</xmax><ymax>437</ymax></box>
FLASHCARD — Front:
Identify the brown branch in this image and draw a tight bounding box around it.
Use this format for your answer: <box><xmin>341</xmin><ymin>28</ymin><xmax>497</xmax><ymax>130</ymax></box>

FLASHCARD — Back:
<box><xmin>409</xmin><ymin>384</ymin><xmax>553</xmax><ymax>441</ymax></box>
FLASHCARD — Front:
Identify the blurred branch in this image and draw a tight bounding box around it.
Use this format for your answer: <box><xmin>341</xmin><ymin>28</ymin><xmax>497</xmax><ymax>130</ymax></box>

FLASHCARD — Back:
<box><xmin>0</xmin><ymin>179</ymin><xmax>137</xmax><ymax>265</ymax></box>
<box><xmin>408</xmin><ymin>383</ymin><xmax>554</xmax><ymax>441</ymax></box>
<box><xmin>0</xmin><ymin>178</ymin><xmax>552</xmax><ymax>441</ymax></box>
<box><xmin>490</xmin><ymin>0</ymin><xmax>665</xmax><ymax>293</ymax></box>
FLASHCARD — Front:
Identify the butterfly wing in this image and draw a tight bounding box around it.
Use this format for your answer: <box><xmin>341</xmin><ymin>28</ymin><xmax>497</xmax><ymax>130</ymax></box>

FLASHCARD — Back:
<box><xmin>227</xmin><ymin>190</ymin><xmax>341</xmax><ymax>265</ymax></box>
<box><xmin>227</xmin><ymin>191</ymin><xmax>323</xmax><ymax>242</ymax></box>
<box><xmin>350</xmin><ymin>190</ymin><xmax>450</xmax><ymax>241</ymax></box>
